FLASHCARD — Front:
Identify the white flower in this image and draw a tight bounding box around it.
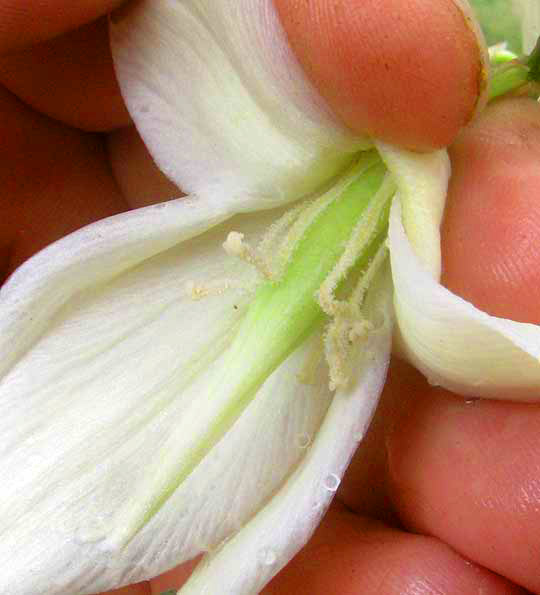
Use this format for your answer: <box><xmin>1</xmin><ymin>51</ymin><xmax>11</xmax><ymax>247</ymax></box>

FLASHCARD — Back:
<box><xmin>1</xmin><ymin>1</ymin><xmax>539</xmax><ymax>594</ymax></box>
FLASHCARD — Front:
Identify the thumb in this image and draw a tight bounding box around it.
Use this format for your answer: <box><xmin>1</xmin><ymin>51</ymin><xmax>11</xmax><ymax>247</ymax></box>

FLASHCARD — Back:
<box><xmin>276</xmin><ymin>0</ymin><xmax>487</xmax><ymax>150</ymax></box>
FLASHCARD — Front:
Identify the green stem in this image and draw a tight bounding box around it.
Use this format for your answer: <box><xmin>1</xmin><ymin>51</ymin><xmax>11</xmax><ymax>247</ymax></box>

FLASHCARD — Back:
<box><xmin>527</xmin><ymin>37</ymin><xmax>540</xmax><ymax>82</ymax></box>
<box><xmin>488</xmin><ymin>36</ymin><xmax>540</xmax><ymax>101</ymax></box>
<box><xmin>488</xmin><ymin>63</ymin><xmax>530</xmax><ymax>100</ymax></box>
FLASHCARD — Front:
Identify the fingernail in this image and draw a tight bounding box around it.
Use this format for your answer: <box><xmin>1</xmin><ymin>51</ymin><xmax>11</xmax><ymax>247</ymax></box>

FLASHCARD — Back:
<box><xmin>451</xmin><ymin>0</ymin><xmax>490</xmax><ymax>121</ymax></box>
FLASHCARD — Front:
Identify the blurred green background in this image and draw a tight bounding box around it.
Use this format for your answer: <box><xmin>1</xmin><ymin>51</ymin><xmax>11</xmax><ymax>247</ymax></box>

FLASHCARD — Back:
<box><xmin>470</xmin><ymin>0</ymin><xmax>522</xmax><ymax>52</ymax></box>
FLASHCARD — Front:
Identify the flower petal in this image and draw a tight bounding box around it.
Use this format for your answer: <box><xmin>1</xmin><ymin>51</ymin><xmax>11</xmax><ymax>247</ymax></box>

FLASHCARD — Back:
<box><xmin>389</xmin><ymin>199</ymin><xmax>540</xmax><ymax>400</ymax></box>
<box><xmin>0</xmin><ymin>196</ymin><xmax>229</xmax><ymax>380</ymax></box>
<box><xmin>109</xmin><ymin>0</ymin><xmax>368</xmax><ymax>211</ymax></box>
<box><xmin>376</xmin><ymin>142</ymin><xmax>450</xmax><ymax>280</ymax></box>
<box><xmin>511</xmin><ymin>0</ymin><xmax>540</xmax><ymax>52</ymax></box>
<box><xmin>0</xmin><ymin>204</ymin><xmax>334</xmax><ymax>594</ymax></box>
<box><xmin>179</xmin><ymin>268</ymin><xmax>393</xmax><ymax>595</ymax></box>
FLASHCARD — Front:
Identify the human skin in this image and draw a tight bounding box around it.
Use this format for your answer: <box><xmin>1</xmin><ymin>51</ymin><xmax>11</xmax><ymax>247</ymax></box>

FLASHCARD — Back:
<box><xmin>0</xmin><ymin>1</ymin><xmax>538</xmax><ymax>593</ymax></box>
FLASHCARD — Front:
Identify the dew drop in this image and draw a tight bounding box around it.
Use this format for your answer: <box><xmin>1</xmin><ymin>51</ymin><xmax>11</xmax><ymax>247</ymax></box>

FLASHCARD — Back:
<box><xmin>258</xmin><ymin>548</ymin><xmax>277</xmax><ymax>566</ymax></box>
<box><xmin>296</xmin><ymin>433</ymin><xmax>311</xmax><ymax>449</ymax></box>
<box><xmin>323</xmin><ymin>473</ymin><xmax>341</xmax><ymax>492</ymax></box>
<box><xmin>465</xmin><ymin>397</ymin><xmax>479</xmax><ymax>405</ymax></box>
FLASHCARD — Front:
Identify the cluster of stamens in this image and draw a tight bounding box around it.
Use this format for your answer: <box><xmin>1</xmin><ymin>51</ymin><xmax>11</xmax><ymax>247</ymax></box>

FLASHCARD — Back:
<box><xmin>219</xmin><ymin>165</ymin><xmax>395</xmax><ymax>390</ymax></box>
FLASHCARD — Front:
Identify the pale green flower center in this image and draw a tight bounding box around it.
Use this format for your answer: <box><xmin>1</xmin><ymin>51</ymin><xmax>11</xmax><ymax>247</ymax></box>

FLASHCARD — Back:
<box><xmin>112</xmin><ymin>151</ymin><xmax>395</xmax><ymax>545</ymax></box>
<box><xmin>112</xmin><ymin>39</ymin><xmax>540</xmax><ymax>546</ymax></box>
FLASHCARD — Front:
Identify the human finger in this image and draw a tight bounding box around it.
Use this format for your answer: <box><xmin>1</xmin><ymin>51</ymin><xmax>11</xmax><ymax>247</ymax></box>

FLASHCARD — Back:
<box><xmin>107</xmin><ymin>126</ymin><xmax>180</xmax><ymax>209</ymax></box>
<box><xmin>0</xmin><ymin>0</ymin><xmax>124</xmax><ymax>53</ymax></box>
<box><xmin>386</xmin><ymin>97</ymin><xmax>540</xmax><ymax>592</ymax></box>
<box><xmin>0</xmin><ymin>18</ymin><xmax>130</xmax><ymax>131</ymax></box>
<box><xmin>142</xmin><ymin>504</ymin><xmax>523</xmax><ymax>595</ymax></box>
<box><xmin>442</xmin><ymin>97</ymin><xmax>540</xmax><ymax>325</ymax></box>
<box><xmin>275</xmin><ymin>0</ymin><xmax>487</xmax><ymax>150</ymax></box>
<box><xmin>263</xmin><ymin>504</ymin><xmax>524</xmax><ymax>594</ymax></box>
<box><xmin>0</xmin><ymin>84</ymin><xmax>129</xmax><ymax>282</ymax></box>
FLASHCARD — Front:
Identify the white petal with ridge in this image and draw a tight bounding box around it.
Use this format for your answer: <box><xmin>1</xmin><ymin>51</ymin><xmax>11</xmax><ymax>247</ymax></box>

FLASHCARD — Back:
<box><xmin>180</xmin><ymin>269</ymin><xmax>393</xmax><ymax>595</ymax></box>
<box><xmin>389</xmin><ymin>200</ymin><xmax>540</xmax><ymax>400</ymax></box>
<box><xmin>110</xmin><ymin>0</ymin><xmax>368</xmax><ymax>211</ymax></box>
<box><xmin>376</xmin><ymin>142</ymin><xmax>450</xmax><ymax>280</ymax></box>
<box><xmin>0</xmin><ymin>203</ymin><xmax>333</xmax><ymax>594</ymax></box>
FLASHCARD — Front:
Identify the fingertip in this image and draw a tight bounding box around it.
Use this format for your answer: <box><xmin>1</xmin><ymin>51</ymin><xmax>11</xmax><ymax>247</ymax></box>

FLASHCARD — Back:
<box><xmin>386</xmin><ymin>381</ymin><xmax>540</xmax><ymax>593</ymax></box>
<box><xmin>263</xmin><ymin>504</ymin><xmax>521</xmax><ymax>594</ymax></box>
<box><xmin>442</xmin><ymin>98</ymin><xmax>540</xmax><ymax>324</ymax></box>
<box><xmin>0</xmin><ymin>0</ymin><xmax>125</xmax><ymax>53</ymax></box>
<box><xmin>276</xmin><ymin>0</ymin><xmax>487</xmax><ymax>150</ymax></box>
<box><xmin>0</xmin><ymin>85</ymin><xmax>129</xmax><ymax>279</ymax></box>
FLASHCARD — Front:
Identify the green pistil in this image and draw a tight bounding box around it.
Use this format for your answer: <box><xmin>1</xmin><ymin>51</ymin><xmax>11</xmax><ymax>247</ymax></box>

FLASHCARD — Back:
<box><xmin>228</xmin><ymin>158</ymin><xmax>388</xmax><ymax>394</ymax></box>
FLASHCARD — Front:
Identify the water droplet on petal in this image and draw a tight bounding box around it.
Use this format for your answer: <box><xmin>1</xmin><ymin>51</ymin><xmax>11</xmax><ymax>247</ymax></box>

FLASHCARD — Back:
<box><xmin>465</xmin><ymin>397</ymin><xmax>479</xmax><ymax>405</ymax></box>
<box><xmin>323</xmin><ymin>473</ymin><xmax>341</xmax><ymax>492</ymax></box>
<box><xmin>258</xmin><ymin>548</ymin><xmax>277</xmax><ymax>566</ymax></box>
<box><xmin>296</xmin><ymin>433</ymin><xmax>311</xmax><ymax>449</ymax></box>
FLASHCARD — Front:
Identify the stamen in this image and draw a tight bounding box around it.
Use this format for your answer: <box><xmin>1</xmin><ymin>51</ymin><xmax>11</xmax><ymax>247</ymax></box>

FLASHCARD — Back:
<box><xmin>274</xmin><ymin>153</ymin><xmax>381</xmax><ymax>280</ymax></box>
<box><xmin>257</xmin><ymin>202</ymin><xmax>306</xmax><ymax>278</ymax></box>
<box><xmin>323</xmin><ymin>231</ymin><xmax>391</xmax><ymax>390</ymax></box>
<box><xmin>318</xmin><ymin>174</ymin><xmax>395</xmax><ymax>317</ymax></box>
<box><xmin>324</xmin><ymin>315</ymin><xmax>372</xmax><ymax>391</ymax></box>
<box><xmin>223</xmin><ymin>231</ymin><xmax>273</xmax><ymax>279</ymax></box>
<box><xmin>186</xmin><ymin>279</ymin><xmax>252</xmax><ymax>300</ymax></box>
<box><xmin>350</xmin><ymin>240</ymin><xmax>390</xmax><ymax>307</ymax></box>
